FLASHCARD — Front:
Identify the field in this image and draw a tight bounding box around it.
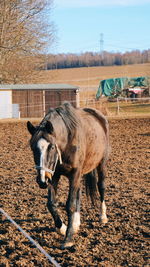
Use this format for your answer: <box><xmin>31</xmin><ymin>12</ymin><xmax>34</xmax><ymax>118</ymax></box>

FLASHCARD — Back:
<box><xmin>32</xmin><ymin>63</ymin><xmax>150</xmax><ymax>116</ymax></box>
<box><xmin>34</xmin><ymin>63</ymin><xmax>150</xmax><ymax>99</ymax></box>
<box><xmin>0</xmin><ymin>117</ymin><xmax>149</xmax><ymax>266</ymax></box>
<box><xmin>35</xmin><ymin>63</ymin><xmax>150</xmax><ymax>88</ymax></box>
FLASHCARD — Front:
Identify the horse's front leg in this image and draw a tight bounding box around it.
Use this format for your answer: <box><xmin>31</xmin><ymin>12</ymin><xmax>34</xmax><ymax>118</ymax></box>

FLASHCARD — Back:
<box><xmin>47</xmin><ymin>176</ymin><xmax>67</xmax><ymax>236</ymax></box>
<box><xmin>62</xmin><ymin>169</ymin><xmax>81</xmax><ymax>249</ymax></box>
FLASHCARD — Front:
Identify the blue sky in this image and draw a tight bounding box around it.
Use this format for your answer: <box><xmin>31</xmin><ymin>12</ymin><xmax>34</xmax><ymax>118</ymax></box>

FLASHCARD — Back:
<box><xmin>51</xmin><ymin>0</ymin><xmax>150</xmax><ymax>54</ymax></box>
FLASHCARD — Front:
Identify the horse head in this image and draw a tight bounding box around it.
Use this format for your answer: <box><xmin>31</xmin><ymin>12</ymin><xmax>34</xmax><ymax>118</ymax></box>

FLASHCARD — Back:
<box><xmin>27</xmin><ymin>121</ymin><xmax>62</xmax><ymax>189</ymax></box>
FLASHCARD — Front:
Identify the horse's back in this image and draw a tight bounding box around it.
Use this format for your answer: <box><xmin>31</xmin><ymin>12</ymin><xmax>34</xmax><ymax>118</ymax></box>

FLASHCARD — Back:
<box><xmin>83</xmin><ymin>107</ymin><xmax>108</xmax><ymax>135</ymax></box>
<box><xmin>78</xmin><ymin>107</ymin><xmax>108</xmax><ymax>140</ymax></box>
<box><xmin>76</xmin><ymin>107</ymin><xmax>109</xmax><ymax>174</ymax></box>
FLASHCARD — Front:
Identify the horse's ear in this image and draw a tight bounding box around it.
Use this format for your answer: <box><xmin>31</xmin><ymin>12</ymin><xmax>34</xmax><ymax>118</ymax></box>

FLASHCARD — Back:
<box><xmin>45</xmin><ymin>121</ymin><xmax>54</xmax><ymax>134</ymax></box>
<box><xmin>27</xmin><ymin>121</ymin><xmax>36</xmax><ymax>135</ymax></box>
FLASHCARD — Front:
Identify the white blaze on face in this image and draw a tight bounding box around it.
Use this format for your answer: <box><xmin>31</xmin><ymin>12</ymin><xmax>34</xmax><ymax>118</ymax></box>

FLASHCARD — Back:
<box><xmin>37</xmin><ymin>138</ymin><xmax>49</xmax><ymax>183</ymax></box>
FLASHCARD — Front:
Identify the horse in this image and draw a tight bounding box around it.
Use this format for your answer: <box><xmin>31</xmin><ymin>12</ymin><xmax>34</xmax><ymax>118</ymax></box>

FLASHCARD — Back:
<box><xmin>27</xmin><ymin>102</ymin><xmax>109</xmax><ymax>249</ymax></box>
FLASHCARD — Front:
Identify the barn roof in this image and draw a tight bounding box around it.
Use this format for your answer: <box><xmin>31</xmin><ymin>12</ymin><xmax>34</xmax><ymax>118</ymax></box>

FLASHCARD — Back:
<box><xmin>0</xmin><ymin>84</ymin><xmax>79</xmax><ymax>91</ymax></box>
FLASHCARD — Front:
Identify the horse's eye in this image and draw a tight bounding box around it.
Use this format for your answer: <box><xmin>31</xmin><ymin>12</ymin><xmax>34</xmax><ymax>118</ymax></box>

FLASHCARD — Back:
<box><xmin>48</xmin><ymin>144</ymin><xmax>55</xmax><ymax>150</ymax></box>
<box><xmin>51</xmin><ymin>144</ymin><xmax>55</xmax><ymax>150</ymax></box>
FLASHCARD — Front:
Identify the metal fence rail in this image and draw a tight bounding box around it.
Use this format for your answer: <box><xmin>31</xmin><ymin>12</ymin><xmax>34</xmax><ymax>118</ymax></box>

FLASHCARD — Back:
<box><xmin>0</xmin><ymin>208</ymin><xmax>61</xmax><ymax>267</ymax></box>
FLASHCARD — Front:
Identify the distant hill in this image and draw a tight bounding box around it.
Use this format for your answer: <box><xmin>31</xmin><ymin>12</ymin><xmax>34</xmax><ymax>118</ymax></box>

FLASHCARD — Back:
<box><xmin>33</xmin><ymin>63</ymin><xmax>150</xmax><ymax>87</ymax></box>
<box><xmin>28</xmin><ymin>63</ymin><xmax>150</xmax><ymax>101</ymax></box>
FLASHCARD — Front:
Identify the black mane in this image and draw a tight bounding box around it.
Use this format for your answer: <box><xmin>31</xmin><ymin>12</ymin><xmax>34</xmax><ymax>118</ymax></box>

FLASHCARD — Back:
<box><xmin>30</xmin><ymin>102</ymin><xmax>79</xmax><ymax>146</ymax></box>
<box><xmin>55</xmin><ymin>102</ymin><xmax>79</xmax><ymax>138</ymax></box>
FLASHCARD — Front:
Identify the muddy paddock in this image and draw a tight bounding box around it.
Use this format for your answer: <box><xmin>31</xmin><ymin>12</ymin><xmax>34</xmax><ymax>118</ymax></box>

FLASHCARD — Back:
<box><xmin>0</xmin><ymin>117</ymin><xmax>149</xmax><ymax>266</ymax></box>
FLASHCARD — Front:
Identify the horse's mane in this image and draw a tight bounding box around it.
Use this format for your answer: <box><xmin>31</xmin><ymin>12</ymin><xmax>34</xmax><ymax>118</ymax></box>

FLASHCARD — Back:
<box><xmin>30</xmin><ymin>102</ymin><xmax>79</xmax><ymax>146</ymax></box>
<box><xmin>55</xmin><ymin>102</ymin><xmax>79</xmax><ymax>139</ymax></box>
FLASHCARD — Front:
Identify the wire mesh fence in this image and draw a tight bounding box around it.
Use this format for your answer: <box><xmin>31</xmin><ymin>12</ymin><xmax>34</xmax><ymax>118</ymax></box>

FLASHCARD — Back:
<box><xmin>0</xmin><ymin>97</ymin><xmax>150</xmax><ymax>119</ymax></box>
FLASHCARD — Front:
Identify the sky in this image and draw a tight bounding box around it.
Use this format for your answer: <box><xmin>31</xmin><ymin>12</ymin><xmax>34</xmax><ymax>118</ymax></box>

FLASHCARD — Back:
<box><xmin>50</xmin><ymin>0</ymin><xmax>150</xmax><ymax>54</ymax></box>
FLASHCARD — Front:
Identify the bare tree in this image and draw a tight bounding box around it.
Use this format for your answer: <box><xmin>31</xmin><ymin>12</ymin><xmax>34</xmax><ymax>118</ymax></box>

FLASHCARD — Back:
<box><xmin>0</xmin><ymin>0</ymin><xmax>55</xmax><ymax>83</ymax></box>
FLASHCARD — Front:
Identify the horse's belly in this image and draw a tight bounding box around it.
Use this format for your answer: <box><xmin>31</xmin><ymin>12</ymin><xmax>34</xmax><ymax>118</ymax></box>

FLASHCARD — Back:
<box><xmin>82</xmin><ymin>135</ymin><xmax>106</xmax><ymax>175</ymax></box>
<box><xmin>82</xmin><ymin>150</ymin><xmax>104</xmax><ymax>174</ymax></box>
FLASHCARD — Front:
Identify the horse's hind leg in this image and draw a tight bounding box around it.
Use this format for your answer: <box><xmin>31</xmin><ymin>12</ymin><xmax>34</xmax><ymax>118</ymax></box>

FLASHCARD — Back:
<box><xmin>97</xmin><ymin>163</ymin><xmax>108</xmax><ymax>224</ymax></box>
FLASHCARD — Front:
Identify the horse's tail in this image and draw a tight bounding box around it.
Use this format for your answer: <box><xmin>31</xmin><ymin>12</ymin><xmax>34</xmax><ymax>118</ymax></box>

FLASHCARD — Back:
<box><xmin>84</xmin><ymin>169</ymin><xmax>98</xmax><ymax>206</ymax></box>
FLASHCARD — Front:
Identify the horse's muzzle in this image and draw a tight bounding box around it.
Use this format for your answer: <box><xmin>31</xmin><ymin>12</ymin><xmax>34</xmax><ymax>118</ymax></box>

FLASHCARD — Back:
<box><xmin>36</xmin><ymin>176</ymin><xmax>48</xmax><ymax>189</ymax></box>
<box><xmin>36</xmin><ymin>170</ymin><xmax>52</xmax><ymax>189</ymax></box>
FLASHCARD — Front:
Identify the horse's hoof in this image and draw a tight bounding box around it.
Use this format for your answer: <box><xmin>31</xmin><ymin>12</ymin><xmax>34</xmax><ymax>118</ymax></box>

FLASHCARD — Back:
<box><xmin>100</xmin><ymin>215</ymin><xmax>108</xmax><ymax>224</ymax></box>
<box><xmin>61</xmin><ymin>241</ymin><xmax>74</xmax><ymax>250</ymax></box>
<box><xmin>56</xmin><ymin>223</ymin><xmax>67</xmax><ymax>236</ymax></box>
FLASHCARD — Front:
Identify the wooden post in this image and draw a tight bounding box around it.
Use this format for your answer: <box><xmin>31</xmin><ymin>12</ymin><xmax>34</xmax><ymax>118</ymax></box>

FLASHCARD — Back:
<box><xmin>117</xmin><ymin>97</ymin><xmax>120</xmax><ymax>115</ymax></box>
<box><xmin>76</xmin><ymin>89</ymin><xmax>80</xmax><ymax>108</ymax></box>
<box><xmin>43</xmin><ymin>90</ymin><xmax>45</xmax><ymax>116</ymax></box>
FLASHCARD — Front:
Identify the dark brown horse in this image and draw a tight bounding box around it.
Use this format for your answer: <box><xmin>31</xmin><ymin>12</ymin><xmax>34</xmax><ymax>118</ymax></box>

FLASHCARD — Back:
<box><xmin>27</xmin><ymin>102</ymin><xmax>109</xmax><ymax>249</ymax></box>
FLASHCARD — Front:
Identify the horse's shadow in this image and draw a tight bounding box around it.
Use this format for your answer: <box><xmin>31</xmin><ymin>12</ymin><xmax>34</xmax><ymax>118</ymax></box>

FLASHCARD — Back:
<box><xmin>29</xmin><ymin>225</ymin><xmax>55</xmax><ymax>234</ymax></box>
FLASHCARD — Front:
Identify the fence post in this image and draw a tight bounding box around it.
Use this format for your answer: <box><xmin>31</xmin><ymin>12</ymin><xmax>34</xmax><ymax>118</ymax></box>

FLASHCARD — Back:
<box><xmin>43</xmin><ymin>90</ymin><xmax>46</xmax><ymax>117</ymax></box>
<box><xmin>117</xmin><ymin>97</ymin><xmax>120</xmax><ymax>115</ymax></box>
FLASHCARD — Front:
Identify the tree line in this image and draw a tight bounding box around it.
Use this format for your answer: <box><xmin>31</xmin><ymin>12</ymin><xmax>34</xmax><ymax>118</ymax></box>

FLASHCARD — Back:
<box><xmin>46</xmin><ymin>50</ymin><xmax>150</xmax><ymax>70</ymax></box>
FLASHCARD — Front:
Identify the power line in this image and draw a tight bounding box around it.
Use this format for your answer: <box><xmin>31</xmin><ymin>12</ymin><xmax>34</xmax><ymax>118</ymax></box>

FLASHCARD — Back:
<box><xmin>100</xmin><ymin>33</ymin><xmax>104</xmax><ymax>54</ymax></box>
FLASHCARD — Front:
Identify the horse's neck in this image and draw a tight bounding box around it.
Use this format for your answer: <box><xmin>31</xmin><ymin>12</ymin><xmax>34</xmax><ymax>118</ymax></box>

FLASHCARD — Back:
<box><xmin>51</xmin><ymin>116</ymin><xmax>68</xmax><ymax>151</ymax></box>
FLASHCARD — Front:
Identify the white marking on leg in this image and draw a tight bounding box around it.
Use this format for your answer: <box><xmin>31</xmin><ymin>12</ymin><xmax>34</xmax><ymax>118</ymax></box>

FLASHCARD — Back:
<box><xmin>57</xmin><ymin>223</ymin><xmax>67</xmax><ymax>236</ymax></box>
<box><xmin>100</xmin><ymin>201</ymin><xmax>108</xmax><ymax>223</ymax></box>
<box><xmin>72</xmin><ymin>212</ymin><xmax>80</xmax><ymax>233</ymax></box>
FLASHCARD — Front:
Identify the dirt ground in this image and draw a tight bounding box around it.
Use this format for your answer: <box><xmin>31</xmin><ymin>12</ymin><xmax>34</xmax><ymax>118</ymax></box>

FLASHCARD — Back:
<box><xmin>0</xmin><ymin>117</ymin><xmax>149</xmax><ymax>267</ymax></box>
